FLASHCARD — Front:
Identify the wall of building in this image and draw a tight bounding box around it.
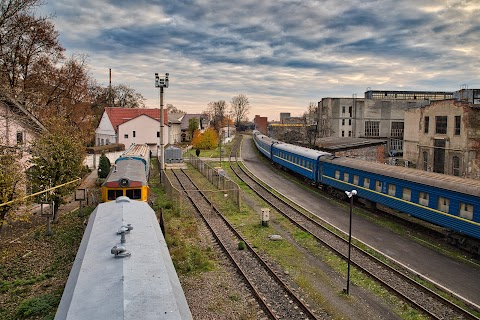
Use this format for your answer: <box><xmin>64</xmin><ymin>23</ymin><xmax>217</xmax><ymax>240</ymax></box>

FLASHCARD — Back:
<box><xmin>254</xmin><ymin>115</ymin><xmax>268</xmax><ymax>135</ymax></box>
<box><xmin>118</xmin><ymin>115</ymin><xmax>168</xmax><ymax>155</ymax></box>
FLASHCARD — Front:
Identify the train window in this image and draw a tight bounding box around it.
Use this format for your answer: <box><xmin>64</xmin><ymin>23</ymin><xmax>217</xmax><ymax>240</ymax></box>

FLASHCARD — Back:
<box><xmin>126</xmin><ymin>189</ymin><xmax>142</xmax><ymax>200</ymax></box>
<box><xmin>353</xmin><ymin>175</ymin><xmax>359</xmax><ymax>185</ymax></box>
<box><xmin>344</xmin><ymin>172</ymin><xmax>349</xmax><ymax>182</ymax></box>
<box><xmin>459</xmin><ymin>203</ymin><xmax>473</xmax><ymax>220</ymax></box>
<box><xmin>375</xmin><ymin>181</ymin><xmax>382</xmax><ymax>192</ymax></box>
<box><xmin>363</xmin><ymin>177</ymin><xmax>370</xmax><ymax>188</ymax></box>
<box><xmin>402</xmin><ymin>188</ymin><xmax>411</xmax><ymax>201</ymax></box>
<box><xmin>388</xmin><ymin>184</ymin><xmax>396</xmax><ymax>196</ymax></box>
<box><xmin>108</xmin><ymin>189</ymin><xmax>124</xmax><ymax>200</ymax></box>
<box><xmin>335</xmin><ymin>170</ymin><xmax>340</xmax><ymax>179</ymax></box>
<box><xmin>437</xmin><ymin>196</ymin><xmax>450</xmax><ymax>213</ymax></box>
<box><xmin>418</xmin><ymin>192</ymin><xmax>429</xmax><ymax>206</ymax></box>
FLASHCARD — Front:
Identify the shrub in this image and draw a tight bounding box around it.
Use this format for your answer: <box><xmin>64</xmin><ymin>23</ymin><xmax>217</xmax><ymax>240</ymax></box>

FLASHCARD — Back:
<box><xmin>98</xmin><ymin>153</ymin><xmax>111</xmax><ymax>179</ymax></box>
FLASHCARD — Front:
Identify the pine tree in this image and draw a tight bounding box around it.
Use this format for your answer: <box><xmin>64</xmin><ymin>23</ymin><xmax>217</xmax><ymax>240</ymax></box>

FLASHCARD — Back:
<box><xmin>98</xmin><ymin>153</ymin><xmax>111</xmax><ymax>179</ymax></box>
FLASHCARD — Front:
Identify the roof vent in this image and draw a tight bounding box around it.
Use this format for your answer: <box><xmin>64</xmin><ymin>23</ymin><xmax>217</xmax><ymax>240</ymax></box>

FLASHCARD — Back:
<box><xmin>116</xmin><ymin>196</ymin><xmax>130</xmax><ymax>203</ymax></box>
<box><xmin>111</xmin><ymin>245</ymin><xmax>131</xmax><ymax>258</ymax></box>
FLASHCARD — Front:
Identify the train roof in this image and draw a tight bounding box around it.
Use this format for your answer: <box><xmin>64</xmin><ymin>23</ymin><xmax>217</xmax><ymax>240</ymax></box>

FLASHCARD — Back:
<box><xmin>253</xmin><ymin>132</ymin><xmax>282</xmax><ymax>145</ymax></box>
<box><xmin>103</xmin><ymin>159</ymin><xmax>148</xmax><ymax>187</ymax></box>
<box><xmin>274</xmin><ymin>142</ymin><xmax>332</xmax><ymax>160</ymax></box>
<box><xmin>324</xmin><ymin>157</ymin><xmax>480</xmax><ymax>196</ymax></box>
<box><xmin>116</xmin><ymin>144</ymin><xmax>150</xmax><ymax>163</ymax></box>
<box><xmin>55</xmin><ymin>197</ymin><xmax>192</xmax><ymax>319</ymax></box>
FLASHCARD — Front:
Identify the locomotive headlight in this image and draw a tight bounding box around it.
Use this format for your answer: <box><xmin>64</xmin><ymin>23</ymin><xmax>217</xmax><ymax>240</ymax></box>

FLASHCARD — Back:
<box><xmin>119</xmin><ymin>178</ymin><xmax>130</xmax><ymax>187</ymax></box>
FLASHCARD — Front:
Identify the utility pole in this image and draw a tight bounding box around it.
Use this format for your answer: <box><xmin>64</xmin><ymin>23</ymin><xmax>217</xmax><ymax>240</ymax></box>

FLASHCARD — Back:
<box><xmin>155</xmin><ymin>73</ymin><xmax>169</xmax><ymax>173</ymax></box>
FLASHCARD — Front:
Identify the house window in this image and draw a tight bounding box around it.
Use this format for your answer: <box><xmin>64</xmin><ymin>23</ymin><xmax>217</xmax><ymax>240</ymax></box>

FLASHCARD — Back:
<box><xmin>133</xmin><ymin>131</ymin><xmax>136</xmax><ymax>138</ymax></box>
<box><xmin>342</xmin><ymin>106</ymin><xmax>346</xmax><ymax>114</ymax></box>
<box><xmin>124</xmin><ymin>134</ymin><xmax>129</xmax><ymax>139</ymax></box>
<box><xmin>452</xmin><ymin>156</ymin><xmax>460</xmax><ymax>176</ymax></box>
<box><xmin>16</xmin><ymin>131</ymin><xmax>24</xmax><ymax>144</ymax></box>
<box><xmin>435</xmin><ymin>116</ymin><xmax>447</xmax><ymax>134</ymax></box>
<box><xmin>424</xmin><ymin>116</ymin><xmax>429</xmax><ymax>134</ymax></box>
<box><xmin>342</xmin><ymin>119</ymin><xmax>345</xmax><ymax>126</ymax></box>
<box><xmin>423</xmin><ymin>151</ymin><xmax>428</xmax><ymax>171</ymax></box>
<box><xmin>402</xmin><ymin>188</ymin><xmax>411</xmax><ymax>201</ymax></box>
<box><xmin>454</xmin><ymin>116</ymin><xmax>461</xmax><ymax>135</ymax></box>
<box><xmin>365</xmin><ymin>121</ymin><xmax>380</xmax><ymax>137</ymax></box>
<box><xmin>437</xmin><ymin>196</ymin><xmax>450</xmax><ymax>213</ymax></box>
<box><xmin>349</xmin><ymin>106</ymin><xmax>352</xmax><ymax>117</ymax></box>
<box><xmin>419</xmin><ymin>192</ymin><xmax>429</xmax><ymax>206</ymax></box>
<box><xmin>342</xmin><ymin>131</ymin><xmax>345</xmax><ymax>137</ymax></box>
<box><xmin>348</xmin><ymin>131</ymin><xmax>352</xmax><ymax>137</ymax></box>
<box><xmin>349</xmin><ymin>119</ymin><xmax>352</xmax><ymax>126</ymax></box>
<box><xmin>459</xmin><ymin>203</ymin><xmax>473</xmax><ymax>220</ymax></box>
<box><xmin>157</xmin><ymin>131</ymin><xmax>160</xmax><ymax>137</ymax></box>
<box><xmin>391</xmin><ymin>122</ymin><xmax>404</xmax><ymax>138</ymax></box>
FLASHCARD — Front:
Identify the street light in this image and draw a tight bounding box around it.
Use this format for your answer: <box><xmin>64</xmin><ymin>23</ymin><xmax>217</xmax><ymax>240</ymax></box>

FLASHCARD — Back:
<box><xmin>344</xmin><ymin>189</ymin><xmax>357</xmax><ymax>295</ymax></box>
<box><xmin>155</xmin><ymin>72</ymin><xmax>169</xmax><ymax>173</ymax></box>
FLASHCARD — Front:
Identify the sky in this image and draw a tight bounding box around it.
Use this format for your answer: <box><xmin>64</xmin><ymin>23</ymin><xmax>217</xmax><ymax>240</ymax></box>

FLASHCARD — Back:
<box><xmin>38</xmin><ymin>0</ymin><xmax>480</xmax><ymax>121</ymax></box>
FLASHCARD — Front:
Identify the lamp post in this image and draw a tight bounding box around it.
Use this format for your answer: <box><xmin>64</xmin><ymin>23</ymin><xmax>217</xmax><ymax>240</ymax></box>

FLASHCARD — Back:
<box><xmin>344</xmin><ymin>189</ymin><xmax>357</xmax><ymax>295</ymax></box>
<box><xmin>155</xmin><ymin>73</ymin><xmax>169</xmax><ymax>173</ymax></box>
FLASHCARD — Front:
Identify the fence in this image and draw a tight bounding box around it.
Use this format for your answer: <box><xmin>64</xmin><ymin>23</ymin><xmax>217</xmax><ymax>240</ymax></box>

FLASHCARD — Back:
<box><xmin>188</xmin><ymin>154</ymin><xmax>240</xmax><ymax>209</ymax></box>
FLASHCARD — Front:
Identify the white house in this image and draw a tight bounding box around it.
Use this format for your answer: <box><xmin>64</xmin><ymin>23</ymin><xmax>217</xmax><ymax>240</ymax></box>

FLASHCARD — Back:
<box><xmin>0</xmin><ymin>95</ymin><xmax>47</xmax><ymax>165</ymax></box>
<box><xmin>95</xmin><ymin>107</ymin><xmax>168</xmax><ymax>155</ymax></box>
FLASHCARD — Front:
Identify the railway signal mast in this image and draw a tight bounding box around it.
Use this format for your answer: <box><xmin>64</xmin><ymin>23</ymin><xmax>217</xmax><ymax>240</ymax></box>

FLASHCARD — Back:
<box><xmin>155</xmin><ymin>72</ymin><xmax>169</xmax><ymax>173</ymax></box>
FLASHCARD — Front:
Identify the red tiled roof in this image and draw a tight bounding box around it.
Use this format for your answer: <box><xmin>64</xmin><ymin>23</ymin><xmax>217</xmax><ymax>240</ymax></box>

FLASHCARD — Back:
<box><xmin>105</xmin><ymin>107</ymin><xmax>168</xmax><ymax>131</ymax></box>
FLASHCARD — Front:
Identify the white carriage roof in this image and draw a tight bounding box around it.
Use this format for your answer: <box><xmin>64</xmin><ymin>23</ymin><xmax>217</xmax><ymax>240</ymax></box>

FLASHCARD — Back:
<box><xmin>275</xmin><ymin>142</ymin><xmax>332</xmax><ymax>160</ymax></box>
<box><xmin>55</xmin><ymin>198</ymin><xmax>192</xmax><ymax>319</ymax></box>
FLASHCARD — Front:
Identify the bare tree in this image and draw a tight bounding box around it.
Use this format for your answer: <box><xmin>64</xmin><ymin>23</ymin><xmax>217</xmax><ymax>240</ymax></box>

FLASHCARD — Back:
<box><xmin>230</xmin><ymin>94</ymin><xmax>250</xmax><ymax>128</ymax></box>
<box><xmin>207</xmin><ymin>100</ymin><xmax>227</xmax><ymax>132</ymax></box>
<box><xmin>303</xmin><ymin>102</ymin><xmax>318</xmax><ymax>147</ymax></box>
<box><xmin>167</xmin><ymin>104</ymin><xmax>185</xmax><ymax>114</ymax></box>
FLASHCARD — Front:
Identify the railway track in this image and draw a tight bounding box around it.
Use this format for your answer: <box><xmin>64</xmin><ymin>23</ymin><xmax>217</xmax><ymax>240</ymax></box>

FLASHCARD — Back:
<box><xmin>229</xmin><ymin>135</ymin><xmax>479</xmax><ymax>320</ymax></box>
<box><xmin>169</xmin><ymin>168</ymin><xmax>326</xmax><ymax>320</ymax></box>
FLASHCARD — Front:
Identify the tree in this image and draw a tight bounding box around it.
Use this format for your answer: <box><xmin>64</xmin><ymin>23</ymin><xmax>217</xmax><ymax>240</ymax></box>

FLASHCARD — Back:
<box><xmin>191</xmin><ymin>129</ymin><xmax>202</xmax><ymax>149</ymax></box>
<box><xmin>110</xmin><ymin>84</ymin><xmax>146</xmax><ymax>108</ymax></box>
<box><xmin>188</xmin><ymin>117</ymin><xmax>199</xmax><ymax>140</ymax></box>
<box><xmin>304</xmin><ymin>102</ymin><xmax>318</xmax><ymax>146</ymax></box>
<box><xmin>207</xmin><ymin>100</ymin><xmax>227</xmax><ymax>132</ymax></box>
<box><xmin>0</xmin><ymin>149</ymin><xmax>26</xmax><ymax>231</ymax></box>
<box><xmin>167</xmin><ymin>104</ymin><xmax>185</xmax><ymax>114</ymax></box>
<box><xmin>98</xmin><ymin>153</ymin><xmax>111</xmax><ymax>179</ymax></box>
<box><xmin>28</xmin><ymin>117</ymin><xmax>84</xmax><ymax>223</ymax></box>
<box><xmin>201</xmin><ymin>127</ymin><xmax>218</xmax><ymax>150</ymax></box>
<box><xmin>230</xmin><ymin>94</ymin><xmax>250</xmax><ymax>128</ymax></box>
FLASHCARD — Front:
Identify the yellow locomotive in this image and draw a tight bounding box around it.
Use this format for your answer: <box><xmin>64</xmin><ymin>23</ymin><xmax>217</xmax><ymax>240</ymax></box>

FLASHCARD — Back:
<box><xmin>101</xmin><ymin>144</ymin><xmax>150</xmax><ymax>202</ymax></box>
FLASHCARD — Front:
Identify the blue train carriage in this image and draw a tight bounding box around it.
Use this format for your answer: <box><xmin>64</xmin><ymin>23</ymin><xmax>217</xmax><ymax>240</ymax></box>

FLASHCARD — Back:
<box><xmin>55</xmin><ymin>197</ymin><xmax>193</xmax><ymax>320</ymax></box>
<box><xmin>319</xmin><ymin>157</ymin><xmax>480</xmax><ymax>248</ymax></box>
<box><xmin>271</xmin><ymin>142</ymin><xmax>331</xmax><ymax>184</ymax></box>
<box><xmin>252</xmin><ymin>130</ymin><xmax>281</xmax><ymax>159</ymax></box>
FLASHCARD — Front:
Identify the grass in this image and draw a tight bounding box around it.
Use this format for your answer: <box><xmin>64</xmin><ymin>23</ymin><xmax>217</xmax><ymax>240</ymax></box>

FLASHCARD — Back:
<box><xmin>0</xmin><ymin>205</ymin><xmax>94</xmax><ymax>320</ymax></box>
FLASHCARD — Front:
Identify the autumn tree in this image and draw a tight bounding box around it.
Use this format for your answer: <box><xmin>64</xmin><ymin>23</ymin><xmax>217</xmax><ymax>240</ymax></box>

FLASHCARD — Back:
<box><xmin>191</xmin><ymin>129</ymin><xmax>202</xmax><ymax>149</ymax></box>
<box><xmin>230</xmin><ymin>94</ymin><xmax>250</xmax><ymax>128</ymax></box>
<box><xmin>201</xmin><ymin>127</ymin><xmax>218</xmax><ymax>149</ymax></box>
<box><xmin>28</xmin><ymin>117</ymin><xmax>84</xmax><ymax>223</ymax></box>
<box><xmin>0</xmin><ymin>149</ymin><xmax>26</xmax><ymax>231</ymax></box>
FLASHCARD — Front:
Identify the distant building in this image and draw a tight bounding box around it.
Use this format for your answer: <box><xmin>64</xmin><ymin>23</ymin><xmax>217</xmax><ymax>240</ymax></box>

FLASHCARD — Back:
<box><xmin>254</xmin><ymin>115</ymin><xmax>268</xmax><ymax>135</ymax></box>
<box><xmin>180</xmin><ymin>114</ymin><xmax>205</xmax><ymax>142</ymax></box>
<box><xmin>317</xmin><ymin>90</ymin><xmax>452</xmax><ymax>157</ymax></box>
<box><xmin>404</xmin><ymin>89</ymin><xmax>480</xmax><ymax>178</ymax></box>
<box><xmin>95</xmin><ymin>107</ymin><xmax>168</xmax><ymax>155</ymax></box>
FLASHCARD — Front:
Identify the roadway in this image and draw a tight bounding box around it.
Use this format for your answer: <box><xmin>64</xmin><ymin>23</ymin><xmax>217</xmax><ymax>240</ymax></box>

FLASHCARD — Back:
<box><xmin>240</xmin><ymin>134</ymin><xmax>480</xmax><ymax>307</ymax></box>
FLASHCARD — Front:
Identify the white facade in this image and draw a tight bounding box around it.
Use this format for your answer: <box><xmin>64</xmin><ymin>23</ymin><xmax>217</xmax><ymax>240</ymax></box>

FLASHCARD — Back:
<box><xmin>95</xmin><ymin>112</ymin><xmax>116</xmax><ymax>145</ymax></box>
<box><xmin>118</xmin><ymin>115</ymin><xmax>168</xmax><ymax>155</ymax></box>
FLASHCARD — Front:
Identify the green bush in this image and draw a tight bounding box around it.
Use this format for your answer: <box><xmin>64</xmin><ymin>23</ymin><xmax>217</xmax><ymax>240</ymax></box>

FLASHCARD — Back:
<box><xmin>237</xmin><ymin>241</ymin><xmax>246</xmax><ymax>250</ymax></box>
<box><xmin>98</xmin><ymin>153</ymin><xmax>111</xmax><ymax>179</ymax></box>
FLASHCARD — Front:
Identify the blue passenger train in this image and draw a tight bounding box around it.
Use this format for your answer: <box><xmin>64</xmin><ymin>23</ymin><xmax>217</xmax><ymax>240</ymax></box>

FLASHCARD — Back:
<box><xmin>253</xmin><ymin>130</ymin><xmax>480</xmax><ymax>254</ymax></box>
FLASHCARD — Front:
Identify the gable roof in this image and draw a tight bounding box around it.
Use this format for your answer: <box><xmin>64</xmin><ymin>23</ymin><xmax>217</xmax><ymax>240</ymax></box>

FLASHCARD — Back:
<box><xmin>104</xmin><ymin>107</ymin><xmax>168</xmax><ymax>130</ymax></box>
<box><xmin>0</xmin><ymin>91</ymin><xmax>47</xmax><ymax>132</ymax></box>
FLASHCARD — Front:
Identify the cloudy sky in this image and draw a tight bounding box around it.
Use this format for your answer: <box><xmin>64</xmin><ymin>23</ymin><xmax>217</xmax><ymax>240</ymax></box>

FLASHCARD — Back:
<box><xmin>38</xmin><ymin>0</ymin><xmax>479</xmax><ymax>120</ymax></box>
